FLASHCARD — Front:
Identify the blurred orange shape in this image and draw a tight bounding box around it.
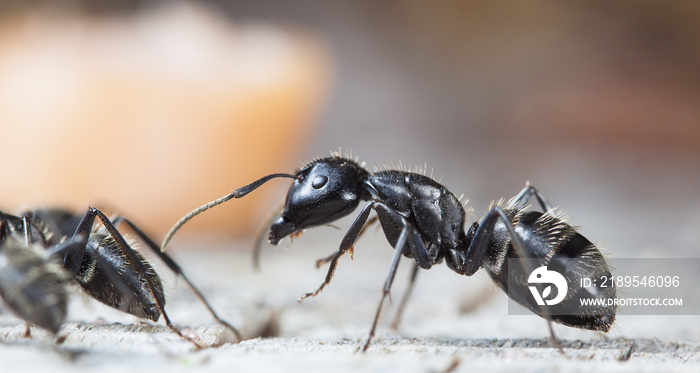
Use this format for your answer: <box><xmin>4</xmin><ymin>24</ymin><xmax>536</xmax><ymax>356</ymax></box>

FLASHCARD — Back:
<box><xmin>0</xmin><ymin>4</ymin><xmax>331</xmax><ymax>241</ymax></box>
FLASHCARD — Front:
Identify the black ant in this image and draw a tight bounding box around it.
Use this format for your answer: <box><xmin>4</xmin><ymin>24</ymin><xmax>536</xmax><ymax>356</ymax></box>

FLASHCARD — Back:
<box><xmin>161</xmin><ymin>154</ymin><xmax>616</xmax><ymax>351</ymax></box>
<box><xmin>1</xmin><ymin>207</ymin><xmax>241</xmax><ymax>343</ymax></box>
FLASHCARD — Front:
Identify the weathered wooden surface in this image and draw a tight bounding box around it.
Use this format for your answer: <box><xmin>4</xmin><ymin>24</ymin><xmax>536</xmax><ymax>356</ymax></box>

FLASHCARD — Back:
<box><xmin>1</xmin><ymin>235</ymin><xmax>699</xmax><ymax>373</ymax></box>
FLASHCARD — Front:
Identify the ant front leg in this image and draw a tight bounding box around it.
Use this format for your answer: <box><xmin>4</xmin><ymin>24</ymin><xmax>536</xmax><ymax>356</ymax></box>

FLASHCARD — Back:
<box><xmin>314</xmin><ymin>215</ymin><xmax>379</xmax><ymax>268</ymax></box>
<box><xmin>296</xmin><ymin>200</ymin><xmax>431</xmax><ymax>351</ymax></box>
<box><xmin>297</xmin><ymin>205</ymin><xmax>422</xmax><ymax>341</ymax></box>
<box><xmin>298</xmin><ymin>202</ymin><xmax>377</xmax><ymax>302</ymax></box>
<box><xmin>300</xmin><ymin>201</ymin><xmax>429</xmax><ymax>302</ymax></box>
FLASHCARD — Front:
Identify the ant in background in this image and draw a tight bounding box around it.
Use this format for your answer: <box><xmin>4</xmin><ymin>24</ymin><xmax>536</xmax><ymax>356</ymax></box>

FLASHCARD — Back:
<box><xmin>0</xmin><ymin>213</ymin><xmax>82</xmax><ymax>335</ymax></box>
<box><xmin>1</xmin><ymin>207</ymin><xmax>241</xmax><ymax>344</ymax></box>
<box><xmin>161</xmin><ymin>153</ymin><xmax>616</xmax><ymax>351</ymax></box>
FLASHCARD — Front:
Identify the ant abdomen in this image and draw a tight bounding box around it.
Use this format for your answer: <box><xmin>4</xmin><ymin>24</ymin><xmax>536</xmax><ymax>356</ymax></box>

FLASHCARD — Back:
<box><xmin>483</xmin><ymin>209</ymin><xmax>616</xmax><ymax>332</ymax></box>
<box><xmin>75</xmin><ymin>234</ymin><xmax>165</xmax><ymax>321</ymax></box>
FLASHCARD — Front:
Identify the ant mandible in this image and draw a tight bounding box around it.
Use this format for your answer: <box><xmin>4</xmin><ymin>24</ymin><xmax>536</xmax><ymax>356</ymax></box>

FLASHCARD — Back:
<box><xmin>161</xmin><ymin>153</ymin><xmax>616</xmax><ymax>351</ymax></box>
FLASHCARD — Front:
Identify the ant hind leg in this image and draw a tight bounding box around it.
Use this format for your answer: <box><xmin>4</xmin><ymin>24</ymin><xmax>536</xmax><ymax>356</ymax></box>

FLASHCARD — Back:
<box><xmin>113</xmin><ymin>214</ymin><xmax>243</xmax><ymax>342</ymax></box>
<box><xmin>510</xmin><ymin>184</ymin><xmax>555</xmax><ymax>211</ymax></box>
<box><xmin>390</xmin><ymin>263</ymin><xmax>420</xmax><ymax>331</ymax></box>
<box><xmin>465</xmin><ymin>205</ymin><xmax>563</xmax><ymax>352</ymax></box>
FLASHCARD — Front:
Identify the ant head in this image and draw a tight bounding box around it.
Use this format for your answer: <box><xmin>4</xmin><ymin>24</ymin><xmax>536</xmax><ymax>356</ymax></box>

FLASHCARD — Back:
<box><xmin>269</xmin><ymin>156</ymin><xmax>369</xmax><ymax>245</ymax></box>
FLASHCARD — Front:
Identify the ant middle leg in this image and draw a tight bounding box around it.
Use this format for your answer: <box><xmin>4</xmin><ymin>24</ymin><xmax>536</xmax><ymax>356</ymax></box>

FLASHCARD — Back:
<box><xmin>296</xmin><ymin>200</ymin><xmax>432</xmax><ymax>350</ymax></box>
<box><xmin>299</xmin><ymin>201</ymin><xmax>429</xmax><ymax>303</ymax></box>
<box><xmin>342</xmin><ymin>215</ymin><xmax>427</xmax><ymax>332</ymax></box>
<box><xmin>390</xmin><ymin>262</ymin><xmax>420</xmax><ymax>330</ymax></box>
<box><xmin>360</xmin><ymin>205</ymin><xmax>430</xmax><ymax>352</ymax></box>
<box><xmin>359</xmin><ymin>226</ymin><xmax>407</xmax><ymax>352</ymax></box>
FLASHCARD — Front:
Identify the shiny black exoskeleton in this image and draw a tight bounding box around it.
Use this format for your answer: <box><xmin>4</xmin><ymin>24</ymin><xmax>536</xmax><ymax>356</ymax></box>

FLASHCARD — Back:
<box><xmin>162</xmin><ymin>154</ymin><xmax>616</xmax><ymax>350</ymax></box>
<box><xmin>32</xmin><ymin>208</ymin><xmax>167</xmax><ymax>322</ymax></box>
<box><xmin>1</xmin><ymin>208</ymin><xmax>240</xmax><ymax>341</ymax></box>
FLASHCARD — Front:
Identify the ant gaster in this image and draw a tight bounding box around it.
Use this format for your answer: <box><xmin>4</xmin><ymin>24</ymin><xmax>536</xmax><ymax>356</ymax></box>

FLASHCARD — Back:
<box><xmin>161</xmin><ymin>154</ymin><xmax>616</xmax><ymax>351</ymax></box>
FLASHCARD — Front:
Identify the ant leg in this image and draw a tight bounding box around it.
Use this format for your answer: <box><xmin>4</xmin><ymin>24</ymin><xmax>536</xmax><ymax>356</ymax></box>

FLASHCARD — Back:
<box><xmin>313</xmin><ymin>251</ymin><xmax>338</xmax><ymax>268</ymax></box>
<box><xmin>374</xmin><ymin>204</ymin><xmax>431</xmax><ymax>269</ymax></box>
<box><xmin>298</xmin><ymin>202</ymin><xmax>377</xmax><ymax>302</ymax></box>
<box><xmin>510</xmin><ymin>183</ymin><xmax>554</xmax><ymax>211</ymax></box>
<box><xmin>360</xmin><ymin>204</ymin><xmax>431</xmax><ymax>351</ymax></box>
<box><xmin>457</xmin><ymin>207</ymin><xmax>524</xmax><ymax>277</ymax></box>
<box><xmin>300</xmin><ymin>201</ymin><xmax>430</xmax><ymax>303</ymax></box>
<box><xmin>360</xmin><ymin>223</ymin><xmax>422</xmax><ymax>352</ymax></box>
<box><xmin>357</xmin><ymin>215</ymin><xmax>379</xmax><ymax>239</ymax></box>
<box><xmin>44</xmin><ymin>235</ymin><xmax>87</xmax><ymax>258</ymax></box>
<box><xmin>24</xmin><ymin>210</ymin><xmax>59</xmax><ymax>238</ymax></box>
<box><xmin>0</xmin><ymin>212</ymin><xmax>6</xmax><ymax>238</ymax></box>
<box><xmin>110</xmin><ymin>215</ymin><xmax>125</xmax><ymax>226</ymax></box>
<box><xmin>20</xmin><ymin>216</ymin><xmax>49</xmax><ymax>246</ymax></box>
<box><xmin>21</xmin><ymin>217</ymin><xmax>33</xmax><ymax>246</ymax></box>
<box><xmin>116</xmin><ymin>216</ymin><xmax>242</xmax><ymax>342</ymax></box>
<box><xmin>464</xmin><ymin>206</ymin><xmax>562</xmax><ymax>350</ymax></box>
<box><xmin>547</xmin><ymin>320</ymin><xmax>561</xmax><ymax>351</ymax></box>
<box><xmin>390</xmin><ymin>262</ymin><xmax>420</xmax><ymax>330</ymax></box>
<box><xmin>46</xmin><ymin>234</ymin><xmax>138</xmax><ymax>315</ymax></box>
<box><xmin>361</xmin><ymin>227</ymin><xmax>406</xmax><ymax>351</ymax></box>
<box><xmin>314</xmin><ymin>215</ymin><xmax>379</xmax><ymax>267</ymax></box>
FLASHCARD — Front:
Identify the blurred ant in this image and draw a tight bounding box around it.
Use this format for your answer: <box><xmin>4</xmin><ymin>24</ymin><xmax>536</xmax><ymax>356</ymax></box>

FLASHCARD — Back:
<box><xmin>0</xmin><ymin>213</ymin><xmax>80</xmax><ymax>335</ymax></box>
<box><xmin>1</xmin><ymin>207</ymin><xmax>241</xmax><ymax>343</ymax></box>
<box><xmin>161</xmin><ymin>153</ymin><xmax>616</xmax><ymax>351</ymax></box>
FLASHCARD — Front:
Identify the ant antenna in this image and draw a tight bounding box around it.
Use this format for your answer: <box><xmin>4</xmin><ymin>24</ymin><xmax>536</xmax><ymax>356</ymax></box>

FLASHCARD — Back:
<box><xmin>161</xmin><ymin>173</ymin><xmax>296</xmax><ymax>252</ymax></box>
<box><xmin>252</xmin><ymin>204</ymin><xmax>284</xmax><ymax>271</ymax></box>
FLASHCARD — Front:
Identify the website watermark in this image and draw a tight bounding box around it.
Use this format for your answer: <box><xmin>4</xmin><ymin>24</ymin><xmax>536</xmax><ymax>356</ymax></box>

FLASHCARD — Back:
<box><xmin>507</xmin><ymin>258</ymin><xmax>700</xmax><ymax>316</ymax></box>
<box><xmin>580</xmin><ymin>297</ymin><xmax>683</xmax><ymax>307</ymax></box>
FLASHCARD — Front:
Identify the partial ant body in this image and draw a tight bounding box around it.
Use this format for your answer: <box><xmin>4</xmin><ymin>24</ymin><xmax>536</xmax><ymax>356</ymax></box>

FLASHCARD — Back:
<box><xmin>0</xmin><ymin>213</ymin><xmax>77</xmax><ymax>334</ymax></box>
<box><xmin>162</xmin><ymin>154</ymin><xmax>616</xmax><ymax>351</ymax></box>
<box><xmin>1</xmin><ymin>208</ymin><xmax>241</xmax><ymax>342</ymax></box>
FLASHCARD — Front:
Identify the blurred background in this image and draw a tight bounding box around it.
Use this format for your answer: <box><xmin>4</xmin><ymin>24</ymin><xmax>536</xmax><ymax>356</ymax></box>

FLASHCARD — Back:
<box><xmin>0</xmin><ymin>0</ymin><xmax>699</xmax><ymax>258</ymax></box>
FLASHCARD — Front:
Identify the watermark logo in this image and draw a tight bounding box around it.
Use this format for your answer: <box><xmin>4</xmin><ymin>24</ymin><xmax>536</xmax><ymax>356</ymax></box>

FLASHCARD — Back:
<box><xmin>528</xmin><ymin>265</ymin><xmax>568</xmax><ymax>306</ymax></box>
<box><xmin>509</xmin><ymin>258</ymin><xmax>697</xmax><ymax>316</ymax></box>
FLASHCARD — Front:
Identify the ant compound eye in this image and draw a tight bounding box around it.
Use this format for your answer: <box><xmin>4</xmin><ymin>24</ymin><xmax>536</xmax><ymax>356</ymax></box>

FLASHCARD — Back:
<box><xmin>312</xmin><ymin>175</ymin><xmax>328</xmax><ymax>189</ymax></box>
